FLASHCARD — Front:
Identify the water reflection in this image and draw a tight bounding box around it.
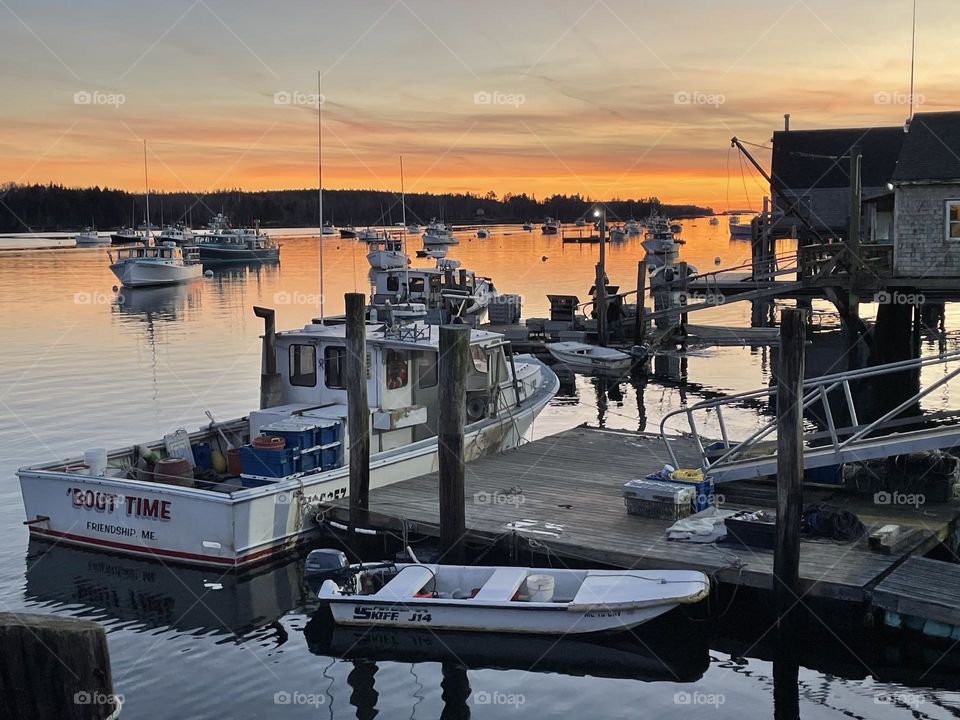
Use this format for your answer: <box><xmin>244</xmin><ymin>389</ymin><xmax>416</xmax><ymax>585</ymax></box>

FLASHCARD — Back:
<box><xmin>114</xmin><ymin>284</ymin><xmax>200</xmax><ymax>320</ymax></box>
<box><xmin>24</xmin><ymin>540</ymin><xmax>308</xmax><ymax>639</ymax></box>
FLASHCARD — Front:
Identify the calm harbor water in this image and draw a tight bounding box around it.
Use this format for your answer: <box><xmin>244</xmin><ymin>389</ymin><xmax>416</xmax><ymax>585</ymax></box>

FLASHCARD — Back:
<box><xmin>2</xmin><ymin>221</ymin><xmax>960</xmax><ymax>718</ymax></box>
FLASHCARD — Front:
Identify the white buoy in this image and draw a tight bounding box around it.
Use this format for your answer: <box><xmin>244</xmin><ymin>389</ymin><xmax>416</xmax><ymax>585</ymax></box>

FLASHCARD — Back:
<box><xmin>204</xmin><ymin>269</ymin><xmax>214</xmax><ymax>278</ymax></box>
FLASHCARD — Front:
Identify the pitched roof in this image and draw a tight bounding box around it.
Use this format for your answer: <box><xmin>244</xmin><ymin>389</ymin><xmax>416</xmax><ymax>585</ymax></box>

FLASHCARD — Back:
<box><xmin>771</xmin><ymin>126</ymin><xmax>905</xmax><ymax>190</ymax></box>
<box><xmin>891</xmin><ymin>111</ymin><xmax>960</xmax><ymax>183</ymax></box>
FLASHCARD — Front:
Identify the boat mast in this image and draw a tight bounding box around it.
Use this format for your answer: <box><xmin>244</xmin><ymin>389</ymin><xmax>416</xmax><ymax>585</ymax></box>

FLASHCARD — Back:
<box><xmin>143</xmin><ymin>140</ymin><xmax>151</xmax><ymax>244</ymax></box>
<box><xmin>908</xmin><ymin>0</ymin><xmax>917</xmax><ymax>124</ymax></box>
<box><xmin>317</xmin><ymin>70</ymin><xmax>325</xmax><ymax>322</ymax></box>
<box><xmin>400</xmin><ymin>155</ymin><xmax>409</xmax><ymax>297</ymax></box>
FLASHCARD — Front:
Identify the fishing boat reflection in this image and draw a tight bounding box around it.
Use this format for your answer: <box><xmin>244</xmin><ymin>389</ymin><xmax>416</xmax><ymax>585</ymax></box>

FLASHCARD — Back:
<box><xmin>114</xmin><ymin>284</ymin><xmax>200</xmax><ymax>319</ymax></box>
<box><xmin>303</xmin><ymin>609</ymin><xmax>708</xmax><ymax>682</ymax></box>
<box><xmin>24</xmin><ymin>540</ymin><xmax>309</xmax><ymax>639</ymax></box>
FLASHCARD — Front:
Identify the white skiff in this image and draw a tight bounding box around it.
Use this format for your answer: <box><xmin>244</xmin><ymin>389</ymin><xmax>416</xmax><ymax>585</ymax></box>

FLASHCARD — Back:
<box><xmin>317</xmin><ymin>561</ymin><xmax>709</xmax><ymax>634</ymax></box>
<box><xmin>546</xmin><ymin>341</ymin><xmax>633</xmax><ymax>374</ymax></box>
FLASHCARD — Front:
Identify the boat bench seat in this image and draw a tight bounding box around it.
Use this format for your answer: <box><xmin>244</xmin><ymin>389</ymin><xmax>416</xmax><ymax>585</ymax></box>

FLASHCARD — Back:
<box><xmin>472</xmin><ymin>568</ymin><xmax>529</xmax><ymax>602</ymax></box>
<box><xmin>376</xmin><ymin>566</ymin><xmax>436</xmax><ymax>600</ymax></box>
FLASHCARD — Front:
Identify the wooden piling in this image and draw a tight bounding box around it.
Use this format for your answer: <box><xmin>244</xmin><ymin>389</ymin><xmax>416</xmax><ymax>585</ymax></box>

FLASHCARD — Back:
<box><xmin>597</xmin><ymin>213</ymin><xmax>608</xmax><ymax>347</ymax></box>
<box><xmin>774</xmin><ymin>308</ymin><xmax>806</xmax><ymax>631</ymax></box>
<box><xmin>438</xmin><ymin>324</ymin><xmax>469</xmax><ymax>562</ymax></box>
<box><xmin>0</xmin><ymin>613</ymin><xmax>115</xmax><ymax>720</ymax></box>
<box><xmin>633</xmin><ymin>260</ymin><xmax>646</xmax><ymax>345</ymax></box>
<box><xmin>345</xmin><ymin>293</ymin><xmax>370</xmax><ymax>530</ymax></box>
<box><xmin>253</xmin><ymin>306</ymin><xmax>282</xmax><ymax>409</ymax></box>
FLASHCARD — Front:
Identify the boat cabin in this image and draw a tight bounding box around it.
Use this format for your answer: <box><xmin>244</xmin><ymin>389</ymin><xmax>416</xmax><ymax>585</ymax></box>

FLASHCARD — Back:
<box><xmin>267</xmin><ymin>321</ymin><xmax>518</xmax><ymax>452</ymax></box>
<box><xmin>112</xmin><ymin>243</ymin><xmax>195</xmax><ymax>262</ymax></box>
<box><xmin>369</xmin><ymin>261</ymin><xmax>495</xmax><ymax>327</ymax></box>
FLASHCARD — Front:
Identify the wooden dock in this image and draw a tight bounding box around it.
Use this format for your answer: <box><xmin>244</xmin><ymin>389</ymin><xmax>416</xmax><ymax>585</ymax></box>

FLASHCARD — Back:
<box><xmin>321</xmin><ymin>426</ymin><xmax>960</xmax><ymax>606</ymax></box>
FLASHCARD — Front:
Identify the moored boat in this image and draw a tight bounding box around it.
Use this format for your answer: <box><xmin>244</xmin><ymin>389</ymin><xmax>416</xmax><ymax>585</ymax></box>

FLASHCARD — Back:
<box><xmin>110</xmin><ymin>226</ymin><xmax>143</xmax><ymax>244</ymax></box>
<box><xmin>74</xmin><ymin>228</ymin><xmax>107</xmax><ymax>245</ymax></box>
<box><xmin>541</xmin><ymin>217</ymin><xmax>560</xmax><ymax>234</ymax></box>
<box><xmin>546</xmin><ymin>341</ymin><xmax>633</xmax><ymax>374</ymax></box>
<box><xmin>522</xmin><ymin>222</ymin><xmax>534</xmax><ymax>231</ymax></box>
<box><xmin>322</xmin><ymin>222</ymin><xmax>338</xmax><ymax>237</ymax></box>
<box><xmin>157</xmin><ymin>224</ymin><xmax>195</xmax><ymax>245</ymax></box>
<box><xmin>476</xmin><ymin>228</ymin><xmax>489</xmax><ymax>238</ymax></box>
<box><xmin>108</xmin><ymin>242</ymin><xmax>204</xmax><ymax>287</ymax></box>
<box><xmin>18</xmin><ymin>317</ymin><xmax>558</xmax><ymax>567</ymax></box>
<box><xmin>422</xmin><ymin>219</ymin><xmax>457</xmax><ymax>245</ymax></box>
<box><xmin>195</xmin><ymin>214</ymin><xmax>279</xmax><ymax>263</ymax></box>
<box><xmin>729</xmin><ymin>216</ymin><xmax>753</xmax><ymax>239</ymax></box>
<box><xmin>366</xmin><ymin>235</ymin><xmax>408</xmax><ymax>270</ymax></box>
<box><xmin>313</xmin><ymin>555</ymin><xmax>709</xmax><ymax>634</ymax></box>
<box><xmin>339</xmin><ymin>226</ymin><xmax>358</xmax><ymax>238</ymax></box>
<box><xmin>608</xmin><ymin>226</ymin><xmax>627</xmax><ymax>242</ymax></box>
<box><xmin>357</xmin><ymin>227</ymin><xmax>380</xmax><ymax>242</ymax></box>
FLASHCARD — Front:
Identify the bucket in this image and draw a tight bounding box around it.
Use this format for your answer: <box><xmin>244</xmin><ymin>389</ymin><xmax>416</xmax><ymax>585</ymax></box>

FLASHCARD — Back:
<box><xmin>154</xmin><ymin>457</ymin><xmax>194</xmax><ymax>488</ymax></box>
<box><xmin>84</xmin><ymin>448</ymin><xmax>108</xmax><ymax>476</ymax></box>
<box><xmin>252</xmin><ymin>435</ymin><xmax>285</xmax><ymax>450</ymax></box>
<box><xmin>227</xmin><ymin>448</ymin><xmax>242</xmax><ymax>475</ymax></box>
<box><xmin>524</xmin><ymin>574</ymin><xmax>555</xmax><ymax>602</ymax></box>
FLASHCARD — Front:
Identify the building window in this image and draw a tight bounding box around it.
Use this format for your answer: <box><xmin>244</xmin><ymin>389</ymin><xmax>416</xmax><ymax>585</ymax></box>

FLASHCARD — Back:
<box><xmin>947</xmin><ymin>201</ymin><xmax>960</xmax><ymax>241</ymax></box>
<box><xmin>289</xmin><ymin>344</ymin><xmax>317</xmax><ymax>387</ymax></box>
<box><xmin>386</xmin><ymin>349</ymin><xmax>409</xmax><ymax>390</ymax></box>
<box><xmin>324</xmin><ymin>346</ymin><xmax>347</xmax><ymax>389</ymax></box>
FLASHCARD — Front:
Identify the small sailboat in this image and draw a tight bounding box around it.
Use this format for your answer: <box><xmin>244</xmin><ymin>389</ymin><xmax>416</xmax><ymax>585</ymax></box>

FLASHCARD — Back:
<box><xmin>312</xmin><ymin>552</ymin><xmax>709</xmax><ymax>635</ymax></box>
<box><xmin>541</xmin><ymin>217</ymin><xmax>560</xmax><ymax>234</ymax></box>
<box><xmin>74</xmin><ymin>227</ymin><xmax>107</xmax><ymax>245</ymax></box>
<box><xmin>546</xmin><ymin>341</ymin><xmax>634</xmax><ymax>374</ymax></box>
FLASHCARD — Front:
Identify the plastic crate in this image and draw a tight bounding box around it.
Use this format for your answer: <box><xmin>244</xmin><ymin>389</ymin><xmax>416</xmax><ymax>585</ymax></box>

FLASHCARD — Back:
<box><xmin>724</xmin><ymin>512</ymin><xmax>777</xmax><ymax>549</ymax></box>
<box><xmin>623</xmin><ymin>479</ymin><xmax>694</xmax><ymax>520</ymax></box>
<box><xmin>317</xmin><ymin>421</ymin><xmax>341</xmax><ymax>446</ymax></box>
<box><xmin>321</xmin><ymin>444</ymin><xmax>342</xmax><ymax>470</ymax></box>
<box><xmin>261</xmin><ymin>417</ymin><xmax>324</xmax><ymax>452</ymax></box>
<box><xmin>300</xmin><ymin>449</ymin><xmax>322</xmax><ymax>473</ymax></box>
<box><xmin>239</xmin><ymin>445</ymin><xmax>299</xmax><ymax>478</ymax></box>
<box><xmin>191</xmin><ymin>442</ymin><xmax>212</xmax><ymax>471</ymax></box>
<box><xmin>644</xmin><ymin>472</ymin><xmax>715</xmax><ymax>512</ymax></box>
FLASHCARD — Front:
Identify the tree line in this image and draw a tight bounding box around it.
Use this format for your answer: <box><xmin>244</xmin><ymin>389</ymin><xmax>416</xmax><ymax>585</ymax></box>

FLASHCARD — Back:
<box><xmin>0</xmin><ymin>183</ymin><xmax>713</xmax><ymax>232</ymax></box>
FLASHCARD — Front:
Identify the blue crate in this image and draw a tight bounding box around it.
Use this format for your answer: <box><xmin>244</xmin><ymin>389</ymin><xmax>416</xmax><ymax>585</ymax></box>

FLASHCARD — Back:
<box><xmin>644</xmin><ymin>472</ymin><xmax>715</xmax><ymax>512</ymax></box>
<box><xmin>192</xmin><ymin>442</ymin><xmax>212</xmax><ymax>470</ymax></box>
<box><xmin>239</xmin><ymin>445</ymin><xmax>299</xmax><ymax>478</ymax></box>
<box><xmin>260</xmin><ymin>418</ymin><xmax>323</xmax><ymax>452</ymax></box>
<box><xmin>321</xmin><ymin>444</ymin><xmax>342</xmax><ymax>470</ymax></box>
<box><xmin>317</xmin><ymin>420</ymin><xmax>341</xmax><ymax>446</ymax></box>
<box><xmin>300</xmin><ymin>448</ymin><xmax>322</xmax><ymax>473</ymax></box>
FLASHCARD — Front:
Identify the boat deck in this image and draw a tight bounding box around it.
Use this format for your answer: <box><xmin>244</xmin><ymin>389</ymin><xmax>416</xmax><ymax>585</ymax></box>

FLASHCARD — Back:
<box><xmin>872</xmin><ymin>557</ymin><xmax>960</xmax><ymax>627</ymax></box>
<box><xmin>320</xmin><ymin>427</ymin><xmax>960</xmax><ymax>605</ymax></box>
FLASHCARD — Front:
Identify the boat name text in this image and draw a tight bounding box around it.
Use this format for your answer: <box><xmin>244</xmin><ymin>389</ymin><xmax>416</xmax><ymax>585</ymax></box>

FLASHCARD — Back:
<box><xmin>68</xmin><ymin>488</ymin><xmax>172</xmax><ymax>521</ymax></box>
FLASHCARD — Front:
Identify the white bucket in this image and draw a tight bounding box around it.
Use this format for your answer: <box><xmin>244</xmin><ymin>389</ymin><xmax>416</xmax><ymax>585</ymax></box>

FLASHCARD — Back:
<box><xmin>84</xmin><ymin>448</ymin><xmax>108</xmax><ymax>476</ymax></box>
<box><xmin>524</xmin><ymin>574</ymin><xmax>555</xmax><ymax>602</ymax></box>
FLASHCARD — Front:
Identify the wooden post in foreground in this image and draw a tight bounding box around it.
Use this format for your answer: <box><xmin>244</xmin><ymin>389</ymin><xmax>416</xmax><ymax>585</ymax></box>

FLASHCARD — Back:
<box><xmin>774</xmin><ymin>308</ymin><xmax>806</xmax><ymax>632</ymax></box>
<box><xmin>345</xmin><ymin>293</ymin><xmax>370</xmax><ymax>531</ymax></box>
<box><xmin>438</xmin><ymin>324</ymin><xmax>469</xmax><ymax>562</ymax></box>
<box><xmin>0</xmin><ymin>613</ymin><xmax>115</xmax><ymax>720</ymax></box>
<box><xmin>633</xmin><ymin>260</ymin><xmax>647</xmax><ymax>345</ymax></box>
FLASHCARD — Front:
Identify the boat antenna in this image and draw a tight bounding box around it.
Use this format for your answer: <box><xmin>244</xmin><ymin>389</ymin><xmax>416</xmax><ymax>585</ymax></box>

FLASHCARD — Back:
<box><xmin>143</xmin><ymin>140</ymin><xmax>151</xmax><ymax>245</ymax></box>
<box><xmin>908</xmin><ymin>0</ymin><xmax>918</xmax><ymax>126</ymax></box>
<box><xmin>400</xmin><ymin>155</ymin><xmax>409</xmax><ymax>297</ymax></box>
<box><xmin>317</xmin><ymin>69</ymin><xmax>325</xmax><ymax>322</ymax></box>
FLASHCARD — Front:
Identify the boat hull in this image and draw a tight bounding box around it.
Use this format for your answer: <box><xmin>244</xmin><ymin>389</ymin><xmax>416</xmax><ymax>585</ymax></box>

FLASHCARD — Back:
<box><xmin>109</xmin><ymin>261</ymin><xmax>203</xmax><ymax>288</ymax></box>
<box><xmin>19</xmin><ymin>370</ymin><xmax>558</xmax><ymax>568</ymax></box>
<box><xmin>197</xmin><ymin>246</ymin><xmax>280</xmax><ymax>263</ymax></box>
<box><xmin>110</xmin><ymin>234</ymin><xmax>141</xmax><ymax>245</ymax></box>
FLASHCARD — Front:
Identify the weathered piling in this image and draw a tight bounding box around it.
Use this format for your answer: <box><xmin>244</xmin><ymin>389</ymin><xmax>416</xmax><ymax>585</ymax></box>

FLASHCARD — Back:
<box><xmin>596</xmin><ymin>213</ymin><xmax>608</xmax><ymax>347</ymax></box>
<box><xmin>438</xmin><ymin>324</ymin><xmax>469</xmax><ymax>562</ymax></box>
<box><xmin>345</xmin><ymin>293</ymin><xmax>370</xmax><ymax>530</ymax></box>
<box><xmin>774</xmin><ymin>308</ymin><xmax>806</xmax><ymax>631</ymax></box>
<box><xmin>253</xmin><ymin>306</ymin><xmax>282</xmax><ymax>409</ymax></box>
<box><xmin>0</xmin><ymin>613</ymin><xmax>115</xmax><ymax>720</ymax></box>
<box><xmin>633</xmin><ymin>260</ymin><xmax>647</xmax><ymax>345</ymax></box>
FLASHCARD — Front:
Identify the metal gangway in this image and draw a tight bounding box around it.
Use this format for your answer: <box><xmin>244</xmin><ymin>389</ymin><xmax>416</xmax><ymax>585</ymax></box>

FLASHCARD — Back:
<box><xmin>660</xmin><ymin>350</ymin><xmax>960</xmax><ymax>483</ymax></box>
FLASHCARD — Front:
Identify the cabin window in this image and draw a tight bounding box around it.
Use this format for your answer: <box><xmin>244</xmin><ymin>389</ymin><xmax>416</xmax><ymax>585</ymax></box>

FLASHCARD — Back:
<box><xmin>417</xmin><ymin>353</ymin><xmax>438</xmax><ymax>389</ymax></box>
<box><xmin>386</xmin><ymin>276</ymin><xmax>399</xmax><ymax>292</ymax></box>
<box><xmin>947</xmin><ymin>201</ymin><xmax>960</xmax><ymax>241</ymax></box>
<box><xmin>289</xmin><ymin>344</ymin><xmax>317</xmax><ymax>387</ymax></box>
<box><xmin>386</xmin><ymin>349</ymin><xmax>409</xmax><ymax>390</ymax></box>
<box><xmin>409</xmin><ymin>277</ymin><xmax>425</xmax><ymax>293</ymax></box>
<box><xmin>471</xmin><ymin>345</ymin><xmax>488</xmax><ymax>373</ymax></box>
<box><xmin>324</xmin><ymin>346</ymin><xmax>347</xmax><ymax>389</ymax></box>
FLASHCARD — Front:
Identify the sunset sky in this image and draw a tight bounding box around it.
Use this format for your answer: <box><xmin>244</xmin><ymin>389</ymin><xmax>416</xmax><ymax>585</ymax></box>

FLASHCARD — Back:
<box><xmin>0</xmin><ymin>0</ymin><xmax>955</xmax><ymax>210</ymax></box>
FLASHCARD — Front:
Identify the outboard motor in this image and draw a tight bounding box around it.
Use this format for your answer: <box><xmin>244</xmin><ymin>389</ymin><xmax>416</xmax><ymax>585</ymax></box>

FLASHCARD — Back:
<box><xmin>305</xmin><ymin>548</ymin><xmax>350</xmax><ymax>579</ymax></box>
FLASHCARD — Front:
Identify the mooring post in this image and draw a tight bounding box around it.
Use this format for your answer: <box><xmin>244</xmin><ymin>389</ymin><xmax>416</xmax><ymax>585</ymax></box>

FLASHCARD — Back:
<box><xmin>253</xmin><ymin>306</ymin><xmax>282</xmax><ymax>409</ymax></box>
<box><xmin>597</xmin><ymin>211</ymin><xmax>608</xmax><ymax>347</ymax></box>
<box><xmin>438</xmin><ymin>324</ymin><xmax>469</xmax><ymax>562</ymax></box>
<box><xmin>0</xmin><ymin>612</ymin><xmax>115</xmax><ymax>720</ymax></box>
<box><xmin>677</xmin><ymin>261</ymin><xmax>689</xmax><ymax>327</ymax></box>
<box><xmin>345</xmin><ymin>293</ymin><xmax>370</xmax><ymax>531</ymax></box>
<box><xmin>774</xmin><ymin>308</ymin><xmax>806</xmax><ymax>633</ymax></box>
<box><xmin>633</xmin><ymin>260</ymin><xmax>646</xmax><ymax>345</ymax></box>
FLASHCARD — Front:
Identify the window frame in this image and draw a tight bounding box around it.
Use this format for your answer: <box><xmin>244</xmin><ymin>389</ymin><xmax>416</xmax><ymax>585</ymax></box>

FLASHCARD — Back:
<box><xmin>945</xmin><ymin>200</ymin><xmax>960</xmax><ymax>241</ymax></box>
<box><xmin>323</xmin><ymin>345</ymin><xmax>347</xmax><ymax>389</ymax></box>
<box><xmin>288</xmin><ymin>343</ymin><xmax>318</xmax><ymax>387</ymax></box>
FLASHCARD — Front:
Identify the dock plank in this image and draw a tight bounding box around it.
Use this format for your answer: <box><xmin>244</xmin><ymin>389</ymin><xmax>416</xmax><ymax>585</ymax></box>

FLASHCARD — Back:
<box><xmin>872</xmin><ymin>557</ymin><xmax>960</xmax><ymax>626</ymax></box>
<box><xmin>322</xmin><ymin>427</ymin><xmax>958</xmax><ymax>604</ymax></box>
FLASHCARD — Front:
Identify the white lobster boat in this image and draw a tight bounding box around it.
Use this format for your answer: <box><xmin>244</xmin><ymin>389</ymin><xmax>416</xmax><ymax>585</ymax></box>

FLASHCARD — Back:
<box><xmin>422</xmin><ymin>220</ymin><xmax>457</xmax><ymax>246</ymax></box>
<box><xmin>18</xmin><ymin>315</ymin><xmax>558</xmax><ymax>567</ymax></box>
<box><xmin>109</xmin><ymin>243</ymin><xmax>204</xmax><ymax>287</ymax></box>
<box><xmin>316</xmin><ymin>560</ymin><xmax>710</xmax><ymax>634</ymax></box>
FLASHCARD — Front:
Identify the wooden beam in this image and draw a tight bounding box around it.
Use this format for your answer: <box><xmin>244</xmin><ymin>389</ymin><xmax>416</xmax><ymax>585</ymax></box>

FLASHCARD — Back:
<box><xmin>345</xmin><ymin>293</ymin><xmax>370</xmax><ymax>530</ymax></box>
<box><xmin>438</xmin><ymin>324</ymin><xmax>470</xmax><ymax>561</ymax></box>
